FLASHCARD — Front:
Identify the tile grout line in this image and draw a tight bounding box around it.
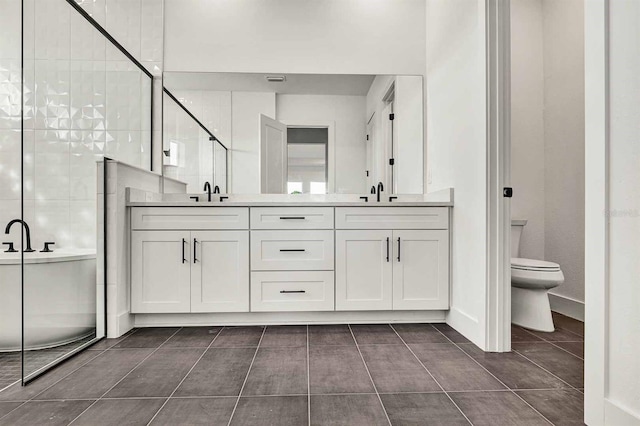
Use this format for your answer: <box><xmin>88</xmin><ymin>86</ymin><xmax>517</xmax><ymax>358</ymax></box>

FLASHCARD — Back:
<box><xmin>0</xmin><ymin>345</ymin><xmax>115</xmax><ymax>422</ymax></box>
<box><xmin>67</xmin><ymin>327</ymin><xmax>184</xmax><ymax>425</ymax></box>
<box><xmin>0</xmin><ymin>386</ymin><xmax>583</xmax><ymax>404</ymax></box>
<box><xmin>145</xmin><ymin>326</ymin><xmax>226</xmax><ymax>425</ymax></box>
<box><xmin>0</xmin><ymin>328</ymin><xmax>144</xmax><ymax>421</ymax></box>
<box><xmin>226</xmin><ymin>326</ymin><xmax>267</xmax><ymax>426</ymax></box>
<box><xmin>511</xmin><ymin>349</ymin><xmax>583</xmax><ymax>393</ymax></box>
<box><xmin>387</xmin><ymin>324</ymin><xmax>473</xmax><ymax>426</ymax></box>
<box><xmin>306</xmin><ymin>325</ymin><xmax>311</xmax><ymax>426</ymax></box>
<box><xmin>428</xmin><ymin>325</ymin><xmax>555</xmax><ymax>426</ymax></box>
<box><xmin>347</xmin><ymin>324</ymin><xmax>393</xmax><ymax>426</ymax></box>
<box><xmin>518</xmin><ymin>327</ymin><xmax>584</xmax><ymax>361</ymax></box>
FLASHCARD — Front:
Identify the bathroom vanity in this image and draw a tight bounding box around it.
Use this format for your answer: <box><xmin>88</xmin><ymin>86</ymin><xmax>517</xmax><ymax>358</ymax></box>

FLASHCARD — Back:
<box><xmin>127</xmin><ymin>194</ymin><xmax>453</xmax><ymax>324</ymax></box>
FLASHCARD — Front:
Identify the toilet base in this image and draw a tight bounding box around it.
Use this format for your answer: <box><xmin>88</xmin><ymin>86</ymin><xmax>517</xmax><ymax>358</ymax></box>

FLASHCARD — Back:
<box><xmin>512</xmin><ymin>286</ymin><xmax>555</xmax><ymax>332</ymax></box>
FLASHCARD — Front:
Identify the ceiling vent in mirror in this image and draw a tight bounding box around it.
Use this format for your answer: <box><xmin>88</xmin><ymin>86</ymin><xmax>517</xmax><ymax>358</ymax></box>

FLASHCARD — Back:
<box><xmin>266</xmin><ymin>75</ymin><xmax>286</xmax><ymax>82</ymax></box>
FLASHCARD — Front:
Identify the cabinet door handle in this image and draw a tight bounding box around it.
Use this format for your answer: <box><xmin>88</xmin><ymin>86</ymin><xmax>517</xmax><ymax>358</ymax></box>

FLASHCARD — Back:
<box><xmin>397</xmin><ymin>237</ymin><xmax>401</xmax><ymax>262</ymax></box>
<box><xmin>279</xmin><ymin>249</ymin><xmax>306</xmax><ymax>252</ymax></box>
<box><xmin>279</xmin><ymin>216</ymin><xmax>306</xmax><ymax>220</ymax></box>
<box><xmin>279</xmin><ymin>290</ymin><xmax>306</xmax><ymax>294</ymax></box>
<box><xmin>386</xmin><ymin>237</ymin><xmax>390</xmax><ymax>262</ymax></box>
<box><xmin>193</xmin><ymin>238</ymin><xmax>198</xmax><ymax>263</ymax></box>
<box><xmin>182</xmin><ymin>238</ymin><xmax>187</xmax><ymax>264</ymax></box>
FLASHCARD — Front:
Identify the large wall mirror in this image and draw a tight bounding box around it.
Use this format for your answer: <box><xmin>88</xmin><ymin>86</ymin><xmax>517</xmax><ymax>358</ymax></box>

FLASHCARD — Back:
<box><xmin>163</xmin><ymin>72</ymin><xmax>424</xmax><ymax>195</ymax></box>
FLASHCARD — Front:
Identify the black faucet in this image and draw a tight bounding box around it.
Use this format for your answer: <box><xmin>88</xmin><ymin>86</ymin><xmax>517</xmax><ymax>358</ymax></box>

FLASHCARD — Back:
<box><xmin>376</xmin><ymin>182</ymin><xmax>384</xmax><ymax>202</ymax></box>
<box><xmin>5</xmin><ymin>219</ymin><xmax>35</xmax><ymax>252</ymax></box>
<box><xmin>213</xmin><ymin>185</ymin><xmax>220</xmax><ymax>194</ymax></box>
<box><xmin>204</xmin><ymin>182</ymin><xmax>212</xmax><ymax>202</ymax></box>
<box><xmin>370</xmin><ymin>186</ymin><xmax>376</xmax><ymax>194</ymax></box>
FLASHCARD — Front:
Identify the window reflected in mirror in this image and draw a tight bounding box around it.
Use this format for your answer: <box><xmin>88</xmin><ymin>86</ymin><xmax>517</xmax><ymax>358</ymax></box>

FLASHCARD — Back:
<box><xmin>287</xmin><ymin>128</ymin><xmax>328</xmax><ymax>194</ymax></box>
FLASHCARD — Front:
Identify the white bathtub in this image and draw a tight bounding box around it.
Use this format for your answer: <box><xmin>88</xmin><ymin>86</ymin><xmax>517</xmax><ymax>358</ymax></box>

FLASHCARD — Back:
<box><xmin>0</xmin><ymin>250</ymin><xmax>97</xmax><ymax>352</ymax></box>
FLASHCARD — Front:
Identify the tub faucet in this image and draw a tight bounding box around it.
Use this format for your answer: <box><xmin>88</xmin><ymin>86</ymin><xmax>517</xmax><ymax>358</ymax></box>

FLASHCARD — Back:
<box><xmin>376</xmin><ymin>182</ymin><xmax>384</xmax><ymax>202</ymax></box>
<box><xmin>4</xmin><ymin>219</ymin><xmax>35</xmax><ymax>252</ymax></box>
<box><xmin>213</xmin><ymin>185</ymin><xmax>220</xmax><ymax>194</ymax></box>
<box><xmin>204</xmin><ymin>181</ymin><xmax>212</xmax><ymax>202</ymax></box>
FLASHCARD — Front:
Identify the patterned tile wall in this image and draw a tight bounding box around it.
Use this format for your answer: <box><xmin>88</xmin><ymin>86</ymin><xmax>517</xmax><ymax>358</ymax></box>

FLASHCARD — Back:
<box><xmin>0</xmin><ymin>0</ymin><xmax>162</xmax><ymax>251</ymax></box>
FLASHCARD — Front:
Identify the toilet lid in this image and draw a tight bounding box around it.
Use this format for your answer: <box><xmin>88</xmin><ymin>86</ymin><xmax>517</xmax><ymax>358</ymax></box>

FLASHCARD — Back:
<box><xmin>511</xmin><ymin>257</ymin><xmax>561</xmax><ymax>271</ymax></box>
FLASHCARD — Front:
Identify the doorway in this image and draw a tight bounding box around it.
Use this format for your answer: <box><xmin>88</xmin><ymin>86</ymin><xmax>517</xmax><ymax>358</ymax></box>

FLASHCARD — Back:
<box><xmin>286</xmin><ymin>127</ymin><xmax>329</xmax><ymax>195</ymax></box>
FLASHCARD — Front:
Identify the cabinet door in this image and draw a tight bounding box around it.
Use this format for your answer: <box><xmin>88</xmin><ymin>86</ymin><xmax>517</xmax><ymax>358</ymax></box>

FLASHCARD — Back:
<box><xmin>131</xmin><ymin>231</ymin><xmax>191</xmax><ymax>313</ymax></box>
<box><xmin>336</xmin><ymin>230</ymin><xmax>393</xmax><ymax>311</ymax></box>
<box><xmin>191</xmin><ymin>231</ymin><xmax>249</xmax><ymax>312</ymax></box>
<box><xmin>392</xmin><ymin>230</ymin><xmax>449</xmax><ymax>310</ymax></box>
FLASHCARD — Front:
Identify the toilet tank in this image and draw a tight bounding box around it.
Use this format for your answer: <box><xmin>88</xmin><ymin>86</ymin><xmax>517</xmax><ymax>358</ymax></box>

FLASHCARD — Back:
<box><xmin>511</xmin><ymin>219</ymin><xmax>528</xmax><ymax>258</ymax></box>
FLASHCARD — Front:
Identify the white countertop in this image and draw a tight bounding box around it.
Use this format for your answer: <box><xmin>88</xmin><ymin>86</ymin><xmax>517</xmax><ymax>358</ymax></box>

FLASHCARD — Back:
<box><xmin>125</xmin><ymin>188</ymin><xmax>454</xmax><ymax>208</ymax></box>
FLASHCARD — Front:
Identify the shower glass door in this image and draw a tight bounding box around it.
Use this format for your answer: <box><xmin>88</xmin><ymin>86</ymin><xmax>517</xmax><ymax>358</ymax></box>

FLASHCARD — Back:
<box><xmin>19</xmin><ymin>0</ymin><xmax>152</xmax><ymax>383</ymax></box>
<box><xmin>0</xmin><ymin>0</ymin><xmax>24</xmax><ymax>390</ymax></box>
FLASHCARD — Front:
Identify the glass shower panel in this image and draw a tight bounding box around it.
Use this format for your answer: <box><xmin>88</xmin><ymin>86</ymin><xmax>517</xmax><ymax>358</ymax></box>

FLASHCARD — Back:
<box><xmin>20</xmin><ymin>0</ymin><xmax>152</xmax><ymax>382</ymax></box>
<box><xmin>214</xmin><ymin>141</ymin><xmax>227</xmax><ymax>193</ymax></box>
<box><xmin>163</xmin><ymin>91</ymin><xmax>213</xmax><ymax>192</ymax></box>
<box><xmin>0</xmin><ymin>0</ymin><xmax>24</xmax><ymax>390</ymax></box>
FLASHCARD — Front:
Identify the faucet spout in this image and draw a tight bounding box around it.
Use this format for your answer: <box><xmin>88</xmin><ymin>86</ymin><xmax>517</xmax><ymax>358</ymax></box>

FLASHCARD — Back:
<box><xmin>376</xmin><ymin>182</ymin><xmax>384</xmax><ymax>202</ymax></box>
<box><xmin>5</xmin><ymin>219</ymin><xmax>35</xmax><ymax>252</ymax></box>
<box><xmin>204</xmin><ymin>182</ymin><xmax>212</xmax><ymax>202</ymax></box>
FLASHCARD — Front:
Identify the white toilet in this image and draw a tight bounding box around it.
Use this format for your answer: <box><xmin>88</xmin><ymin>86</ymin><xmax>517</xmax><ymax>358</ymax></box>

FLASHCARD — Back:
<box><xmin>511</xmin><ymin>220</ymin><xmax>564</xmax><ymax>332</ymax></box>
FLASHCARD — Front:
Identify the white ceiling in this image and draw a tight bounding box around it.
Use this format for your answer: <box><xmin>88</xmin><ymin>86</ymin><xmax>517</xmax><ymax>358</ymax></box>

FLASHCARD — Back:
<box><xmin>164</xmin><ymin>72</ymin><xmax>377</xmax><ymax>96</ymax></box>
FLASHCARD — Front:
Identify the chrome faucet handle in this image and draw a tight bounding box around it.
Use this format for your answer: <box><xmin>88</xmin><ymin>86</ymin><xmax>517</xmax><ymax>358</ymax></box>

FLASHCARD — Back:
<box><xmin>2</xmin><ymin>242</ymin><xmax>17</xmax><ymax>253</ymax></box>
<box><xmin>40</xmin><ymin>242</ymin><xmax>55</xmax><ymax>253</ymax></box>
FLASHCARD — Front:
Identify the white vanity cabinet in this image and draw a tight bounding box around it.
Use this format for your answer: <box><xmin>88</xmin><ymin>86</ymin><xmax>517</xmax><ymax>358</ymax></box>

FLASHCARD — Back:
<box><xmin>249</xmin><ymin>207</ymin><xmax>335</xmax><ymax>312</ymax></box>
<box><xmin>131</xmin><ymin>230</ymin><xmax>192</xmax><ymax>313</ymax></box>
<box><xmin>130</xmin><ymin>208</ymin><xmax>250</xmax><ymax>314</ymax></box>
<box><xmin>335</xmin><ymin>208</ymin><xmax>450</xmax><ymax>311</ymax></box>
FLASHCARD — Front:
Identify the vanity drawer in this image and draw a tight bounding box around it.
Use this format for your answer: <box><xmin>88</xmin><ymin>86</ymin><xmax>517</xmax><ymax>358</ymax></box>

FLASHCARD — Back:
<box><xmin>335</xmin><ymin>207</ymin><xmax>449</xmax><ymax>230</ymax></box>
<box><xmin>250</xmin><ymin>230</ymin><xmax>334</xmax><ymax>271</ymax></box>
<box><xmin>250</xmin><ymin>207</ymin><xmax>334</xmax><ymax>229</ymax></box>
<box><xmin>251</xmin><ymin>271</ymin><xmax>335</xmax><ymax>312</ymax></box>
<box><xmin>131</xmin><ymin>207</ymin><xmax>249</xmax><ymax>230</ymax></box>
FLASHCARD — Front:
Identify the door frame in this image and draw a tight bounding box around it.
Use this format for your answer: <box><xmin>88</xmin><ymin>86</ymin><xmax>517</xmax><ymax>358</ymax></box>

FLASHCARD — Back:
<box><xmin>280</xmin><ymin>120</ymin><xmax>336</xmax><ymax>194</ymax></box>
<box><xmin>485</xmin><ymin>0</ymin><xmax>512</xmax><ymax>353</ymax></box>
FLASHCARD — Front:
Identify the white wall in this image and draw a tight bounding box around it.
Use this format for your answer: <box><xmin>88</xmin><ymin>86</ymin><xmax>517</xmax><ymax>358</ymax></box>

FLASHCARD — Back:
<box><xmin>276</xmin><ymin>94</ymin><xmax>367</xmax><ymax>194</ymax></box>
<box><xmin>426</xmin><ymin>0</ymin><xmax>488</xmax><ymax>348</ymax></box>
<box><xmin>510</xmin><ymin>0</ymin><xmax>546</xmax><ymax>261</ymax></box>
<box><xmin>585</xmin><ymin>1</ymin><xmax>640</xmax><ymax>423</ymax></box>
<box><xmin>395</xmin><ymin>76</ymin><xmax>424</xmax><ymax>194</ymax></box>
<box><xmin>510</xmin><ymin>0</ymin><xmax>585</xmax><ymax>317</ymax></box>
<box><xmin>542</xmin><ymin>0</ymin><xmax>585</xmax><ymax>313</ymax></box>
<box><xmin>232</xmin><ymin>92</ymin><xmax>276</xmax><ymax>194</ymax></box>
<box><xmin>164</xmin><ymin>0</ymin><xmax>425</xmax><ymax>75</ymax></box>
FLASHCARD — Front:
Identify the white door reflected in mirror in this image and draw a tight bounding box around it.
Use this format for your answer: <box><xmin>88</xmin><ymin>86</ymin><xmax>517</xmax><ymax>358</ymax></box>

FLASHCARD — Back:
<box><xmin>259</xmin><ymin>114</ymin><xmax>288</xmax><ymax>194</ymax></box>
<box><xmin>162</xmin><ymin>72</ymin><xmax>424</xmax><ymax>195</ymax></box>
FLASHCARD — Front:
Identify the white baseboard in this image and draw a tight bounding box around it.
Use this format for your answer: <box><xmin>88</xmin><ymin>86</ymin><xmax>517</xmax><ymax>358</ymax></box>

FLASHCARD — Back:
<box><xmin>134</xmin><ymin>310</ymin><xmax>446</xmax><ymax>328</ymax></box>
<box><xmin>446</xmin><ymin>307</ymin><xmax>482</xmax><ymax>349</ymax></box>
<box><xmin>604</xmin><ymin>399</ymin><xmax>640</xmax><ymax>426</ymax></box>
<box><xmin>549</xmin><ymin>293</ymin><xmax>585</xmax><ymax>322</ymax></box>
<box><xmin>109</xmin><ymin>311</ymin><xmax>134</xmax><ymax>338</ymax></box>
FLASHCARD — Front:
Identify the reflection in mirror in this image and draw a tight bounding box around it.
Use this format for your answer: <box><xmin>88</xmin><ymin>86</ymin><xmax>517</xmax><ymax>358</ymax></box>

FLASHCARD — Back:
<box><xmin>162</xmin><ymin>88</ymin><xmax>228</xmax><ymax>193</ymax></box>
<box><xmin>163</xmin><ymin>72</ymin><xmax>424</xmax><ymax>195</ymax></box>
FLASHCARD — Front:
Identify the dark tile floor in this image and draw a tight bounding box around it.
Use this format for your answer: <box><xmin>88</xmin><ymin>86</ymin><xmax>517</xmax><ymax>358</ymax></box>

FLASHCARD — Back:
<box><xmin>0</xmin><ymin>334</ymin><xmax>96</xmax><ymax>390</ymax></box>
<box><xmin>0</xmin><ymin>314</ymin><xmax>584</xmax><ymax>425</ymax></box>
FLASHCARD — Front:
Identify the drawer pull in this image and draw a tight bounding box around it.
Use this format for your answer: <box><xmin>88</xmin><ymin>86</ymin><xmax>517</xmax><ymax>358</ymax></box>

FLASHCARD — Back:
<box><xmin>280</xmin><ymin>290</ymin><xmax>306</xmax><ymax>294</ymax></box>
<box><xmin>182</xmin><ymin>238</ymin><xmax>187</xmax><ymax>264</ymax></box>
<box><xmin>279</xmin><ymin>216</ymin><xmax>306</xmax><ymax>220</ymax></box>
<box><xmin>279</xmin><ymin>249</ymin><xmax>306</xmax><ymax>252</ymax></box>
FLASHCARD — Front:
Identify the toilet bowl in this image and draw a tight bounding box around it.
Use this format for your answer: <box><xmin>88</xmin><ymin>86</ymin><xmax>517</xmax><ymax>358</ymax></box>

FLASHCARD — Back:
<box><xmin>511</xmin><ymin>220</ymin><xmax>565</xmax><ymax>332</ymax></box>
